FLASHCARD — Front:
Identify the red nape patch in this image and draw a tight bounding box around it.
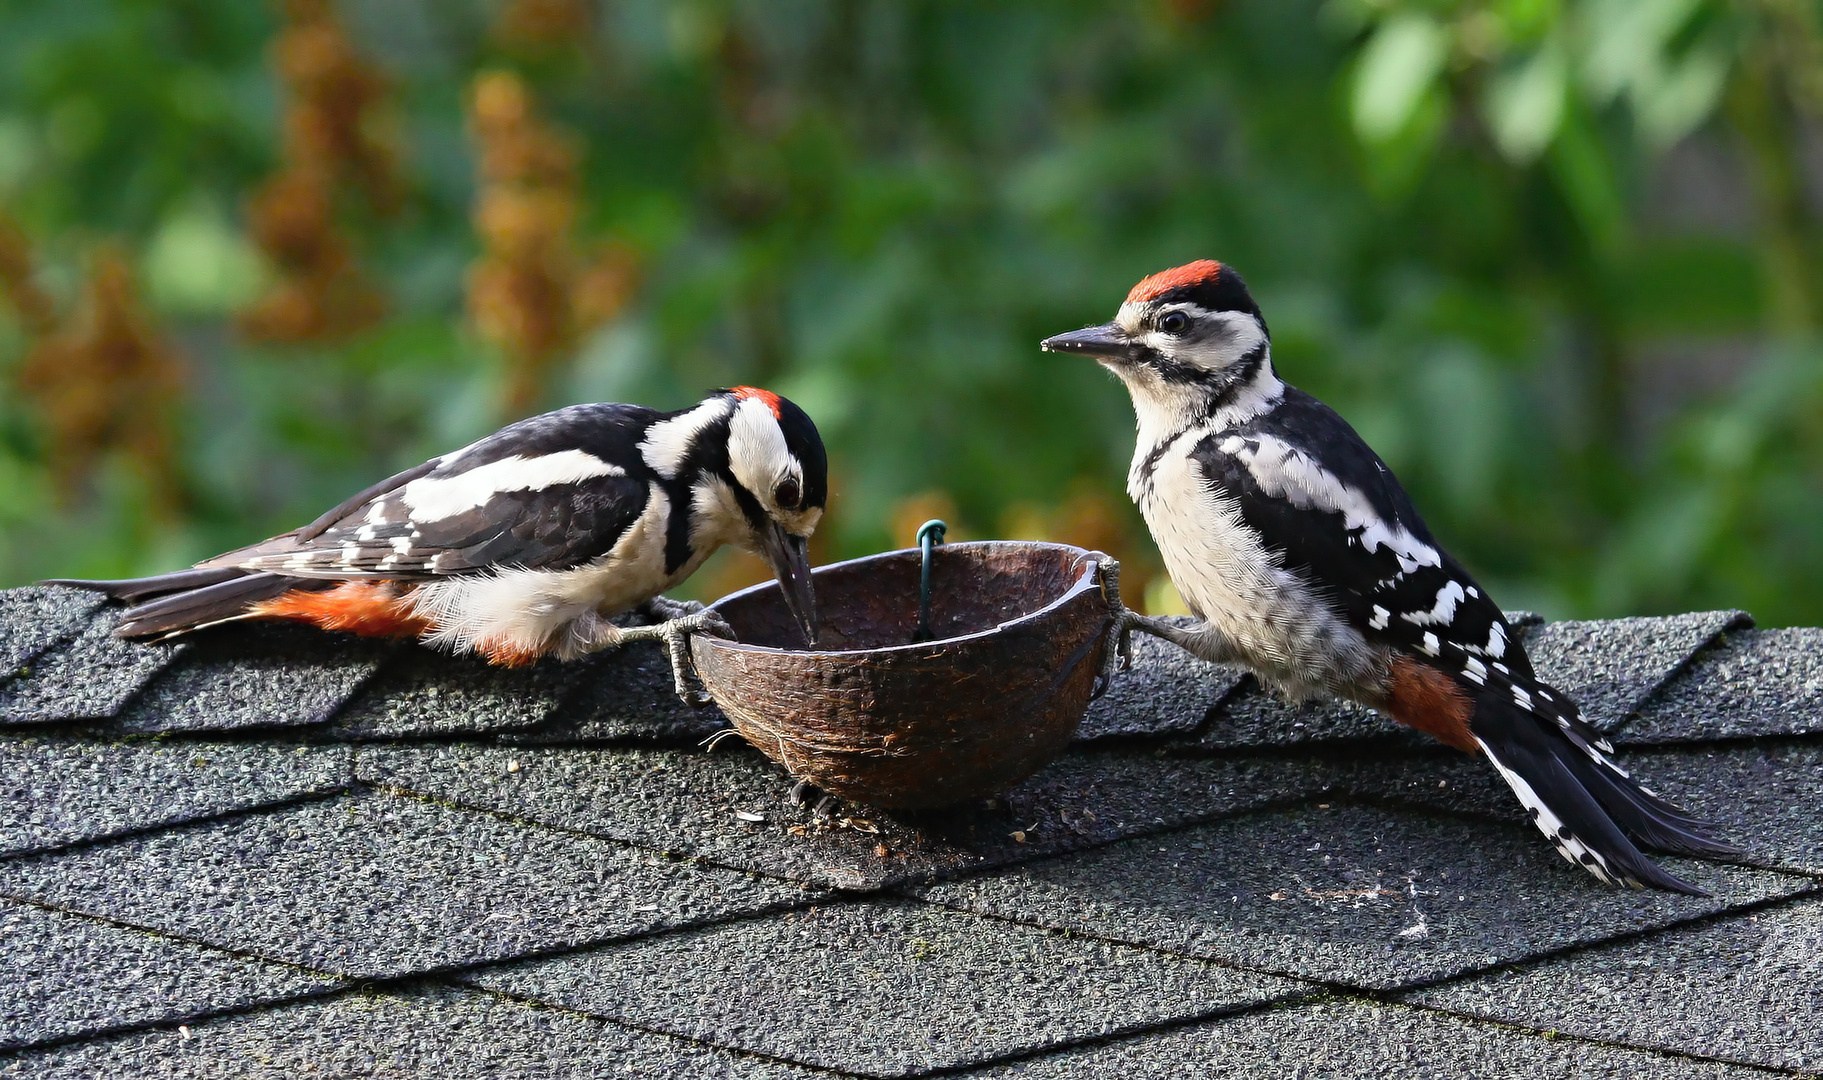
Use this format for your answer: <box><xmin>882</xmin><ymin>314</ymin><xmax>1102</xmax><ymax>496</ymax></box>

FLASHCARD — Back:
<box><xmin>1126</xmin><ymin>259</ymin><xmax>1223</xmax><ymax>304</ymax></box>
<box><xmin>1385</xmin><ymin>655</ymin><xmax>1478</xmax><ymax>753</ymax></box>
<box><xmin>246</xmin><ymin>581</ymin><xmax>432</xmax><ymax>640</ymax></box>
<box><xmin>731</xmin><ymin>385</ymin><xmax>783</xmax><ymax>418</ymax></box>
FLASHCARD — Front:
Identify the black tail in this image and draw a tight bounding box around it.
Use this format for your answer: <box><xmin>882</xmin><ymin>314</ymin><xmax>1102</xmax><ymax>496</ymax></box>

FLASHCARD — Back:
<box><xmin>1468</xmin><ymin>673</ymin><xmax>1739</xmax><ymax>896</ymax></box>
<box><xmin>44</xmin><ymin>570</ymin><xmax>324</xmax><ymax>639</ymax></box>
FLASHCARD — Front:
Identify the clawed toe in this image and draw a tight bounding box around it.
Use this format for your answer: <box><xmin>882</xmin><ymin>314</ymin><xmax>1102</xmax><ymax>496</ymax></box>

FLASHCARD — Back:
<box><xmin>618</xmin><ymin>609</ymin><xmax>734</xmax><ymax>707</ymax></box>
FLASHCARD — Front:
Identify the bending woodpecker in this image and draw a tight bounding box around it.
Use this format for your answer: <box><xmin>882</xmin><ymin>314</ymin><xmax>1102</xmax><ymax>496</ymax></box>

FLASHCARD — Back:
<box><xmin>54</xmin><ymin>387</ymin><xmax>826</xmax><ymax>691</ymax></box>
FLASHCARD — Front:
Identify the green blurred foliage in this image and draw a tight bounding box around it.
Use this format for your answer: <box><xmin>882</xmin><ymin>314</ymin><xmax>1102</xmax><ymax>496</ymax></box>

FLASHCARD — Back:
<box><xmin>0</xmin><ymin>0</ymin><xmax>1819</xmax><ymax>626</ymax></box>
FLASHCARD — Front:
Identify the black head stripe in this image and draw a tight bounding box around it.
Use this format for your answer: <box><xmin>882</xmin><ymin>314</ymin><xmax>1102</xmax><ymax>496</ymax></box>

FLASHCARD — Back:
<box><xmin>772</xmin><ymin>394</ymin><xmax>829</xmax><ymax>510</ymax></box>
<box><xmin>1151</xmin><ymin>266</ymin><xmax>1268</xmax><ymax>340</ymax></box>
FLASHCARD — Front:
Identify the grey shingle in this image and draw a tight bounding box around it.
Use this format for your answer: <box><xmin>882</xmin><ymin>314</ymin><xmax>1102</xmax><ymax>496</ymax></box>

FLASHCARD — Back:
<box><xmin>1624</xmin><ymin>627</ymin><xmax>1823</xmax><ymax>743</ymax></box>
<box><xmin>1522</xmin><ymin>610</ymin><xmax>1750</xmax><ymax>732</ymax></box>
<box><xmin>0</xmin><ymin>983</ymin><xmax>827</xmax><ymax>1080</ymax></box>
<box><xmin>110</xmin><ymin>623</ymin><xmax>394</xmax><ymax>734</ymax></box>
<box><xmin>1076</xmin><ymin>619</ymin><xmax>1246</xmax><ymax>742</ymax></box>
<box><xmin>463</xmin><ymin>898</ymin><xmax>1311</xmax><ymax>1076</ymax></box>
<box><xmin>503</xmin><ymin>638</ymin><xmax>733</xmax><ymax>745</ymax></box>
<box><xmin>0</xmin><ymin>608</ymin><xmax>186</xmax><ymax>726</ymax></box>
<box><xmin>1407</xmin><ymin>895</ymin><xmax>1823</xmax><ymax>1073</ymax></box>
<box><xmin>0</xmin><ymin>736</ymin><xmax>350</xmax><ymax>857</ymax></box>
<box><xmin>1329</xmin><ymin>742</ymin><xmax>1823</xmax><ymax>877</ymax></box>
<box><xmin>0</xmin><ymin>587</ymin><xmax>104</xmax><ymax>681</ymax></box>
<box><xmin>0</xmin><ymin>790</ymin><xmax>813</xmax><ymax>978</ymax></box>
<box><xmin>1190</xmin><ymin>681</ymin><xmax>1411</xmax><ymax>750</ymax></box>
<box><xmin>320</xmin><ymin>647</ymin><xmax>581</xmax><ymax>738</ymax></box>
<box><xmin>0</xmin><ymin>896</ymin><xmax>344</xmax><ymax>1052</ymax></box>
<box><xmin>357</xmin><ymin>741</ymin><xmax>1326</xmax><ymax>891</ymax></box>
<box><xmin>1643</xmin><ymin>742</ymin><xmax>1823</xmax><ymax>875</ymax></box>
<box><xmin>970</xmin><ymin>997</ymin><xmax>1771</xmax><ymax>1079</ymax></box>
<box><xmin>915</xmin><ymin>802</ymin><xmax>1810</xmax><ymax>990</ymax></box>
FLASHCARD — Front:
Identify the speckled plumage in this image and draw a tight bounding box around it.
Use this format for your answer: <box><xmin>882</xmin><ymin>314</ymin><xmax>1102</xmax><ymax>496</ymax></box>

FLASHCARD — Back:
<box><xmin>1045</xmin><ymin>260</ymin><xmax>1738</xmax><ymax>893</ymax></box>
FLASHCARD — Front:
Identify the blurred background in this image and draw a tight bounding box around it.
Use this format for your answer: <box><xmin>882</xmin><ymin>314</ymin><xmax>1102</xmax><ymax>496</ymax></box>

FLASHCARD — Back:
<box><xmin>0</xmin><ymin>0</ymin><xmax>1819</xmax><ymax>625</ymax></box>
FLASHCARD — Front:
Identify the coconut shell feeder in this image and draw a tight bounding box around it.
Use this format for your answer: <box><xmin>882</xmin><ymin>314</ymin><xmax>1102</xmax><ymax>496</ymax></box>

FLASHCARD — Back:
<box><xmin>682</xmin><ymin>530</ymin><xmax>1133</xmax><ymax>810</ymax></box>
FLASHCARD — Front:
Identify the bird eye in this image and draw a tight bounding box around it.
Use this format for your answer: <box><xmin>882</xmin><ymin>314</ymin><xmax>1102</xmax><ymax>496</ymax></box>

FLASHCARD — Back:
<box><xmin>1158</xmin><ymin>311</ymin><xmax>1191</xmax><ymax>336</ymax></box>
<box><xmin>774</xmin><ymin>477</ymin><xmax>802</xmax><ymax>510</ymax></box>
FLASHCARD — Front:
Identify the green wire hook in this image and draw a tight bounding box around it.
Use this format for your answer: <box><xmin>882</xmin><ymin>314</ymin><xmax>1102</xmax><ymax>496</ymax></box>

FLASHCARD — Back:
<box><xmin>914</xmin><ymin>519</ymin><xmax>947</xmax><ymax>642</ymax></box>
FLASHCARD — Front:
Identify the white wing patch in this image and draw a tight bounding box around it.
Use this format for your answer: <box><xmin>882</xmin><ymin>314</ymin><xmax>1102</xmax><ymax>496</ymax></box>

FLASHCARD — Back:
<box><xmin>400</xmin><ymin>450</ymin><xmax>624</xmax><ymax>522</ymax></box>
<box><xmin>1399</xmin><ymin>580</ymin><xmax>1466</xmax><ymax>627</ymax></box>
<box><xmin>641</xmin><ymin>398</ymin><xmax>734</xmax><ymax>479</ymax></box>
<box><xmin>1223</xmin><ymin>433</ymin><xmax>1442</xmax><ymax>575</ymax></box>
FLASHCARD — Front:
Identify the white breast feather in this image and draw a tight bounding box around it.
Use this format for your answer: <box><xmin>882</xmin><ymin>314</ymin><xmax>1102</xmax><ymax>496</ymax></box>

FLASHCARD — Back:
<box><xmin>1136</xmin><ymin>431</ymin><xmax>1378</xmax><ymax>697</ymax></box>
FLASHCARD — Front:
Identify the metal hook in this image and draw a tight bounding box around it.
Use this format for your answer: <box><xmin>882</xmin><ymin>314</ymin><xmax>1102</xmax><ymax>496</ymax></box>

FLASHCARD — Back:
<box><xmin>914</xmin><ymin>519</ymin><xmax>947</xmax><ymax>642</ymax></box>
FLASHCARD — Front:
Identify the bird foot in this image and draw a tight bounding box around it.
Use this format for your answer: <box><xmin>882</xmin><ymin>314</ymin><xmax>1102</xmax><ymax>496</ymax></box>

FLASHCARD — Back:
<box><xmin>1091</xmin><ymin>556</ymin><xmax>1141</xmax><ymax>699</ymax></box>
<box><xmin>638</xmin><ymin>595</ymin><xmax>708</xmax><ymax>624</ymax></box>
<box><xmin>617</xmin><ymin>609</ymin><xmax>735</xmax><ymax>707</ymax></box>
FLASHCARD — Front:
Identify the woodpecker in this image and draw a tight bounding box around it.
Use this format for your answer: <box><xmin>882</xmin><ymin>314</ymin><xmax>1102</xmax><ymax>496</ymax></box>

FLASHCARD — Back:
<box><xmin>53</xmin><ymin>387</ymin><xmax>825</xmax><ymax>693</ymax></box>
<box><xmin>1043</xmin><ymin>260</ymin><xmax>1737</xmax><ymax>894</ymax></box>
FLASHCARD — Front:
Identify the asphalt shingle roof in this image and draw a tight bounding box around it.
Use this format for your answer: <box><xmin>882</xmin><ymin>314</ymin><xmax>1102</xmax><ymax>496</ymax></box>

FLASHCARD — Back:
<box><xmin>2</xmin><ymin>585</ymin><xmax>1819</xmax><ymax>1078</ymax></box>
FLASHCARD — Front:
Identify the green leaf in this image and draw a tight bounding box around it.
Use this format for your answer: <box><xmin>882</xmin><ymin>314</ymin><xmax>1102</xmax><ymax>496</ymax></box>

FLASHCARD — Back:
<box><xmin>1352</xmin><ymin>13</ymin><xmax>1450</xmax><ymax>143</ymax></box>
<box><xmin>141</xmin><ymin>198</ymin><xmax>267</xmax><ymax>317</ymax></box>
<box><xmin>1484</xmin><ymin>41</ymin><xmax>1567</xmax><ymax>162</ymax></box>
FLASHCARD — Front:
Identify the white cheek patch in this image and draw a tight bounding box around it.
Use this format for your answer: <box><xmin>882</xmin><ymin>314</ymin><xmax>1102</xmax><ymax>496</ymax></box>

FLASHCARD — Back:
<box><xmin>1227</xmin><ymin>433</ymin><xmax>1442</xmax><ymax>574</ymax></box>
<box><xmin>400</xmin><ymin>450</ymin><xmax>624</xmax><ymax>523</ymax></box>
<box><xmin>726</xmin><ymin>397</ymin><xmax>795</xmax><ymax>503</ymax></box>
<box><xmin>641</xmin><ymin>399</ymin><xmax>734</xmax><ymax>479</ymax></box>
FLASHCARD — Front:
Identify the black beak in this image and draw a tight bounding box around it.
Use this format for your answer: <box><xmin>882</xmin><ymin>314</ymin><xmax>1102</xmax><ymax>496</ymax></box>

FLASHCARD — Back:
<box><xmin>1040</xmin><ymin>322</ymin><xmax>1133</xmax><ymax>361</ymax></box>
<box><xmin>758</xmin><ymin>522</ymin><xmax>819</xmax><ymax>648</ymax></box>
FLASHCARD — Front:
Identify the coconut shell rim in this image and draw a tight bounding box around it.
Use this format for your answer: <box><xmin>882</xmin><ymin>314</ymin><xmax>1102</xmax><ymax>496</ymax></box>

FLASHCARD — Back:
<box><xmin>695</xmin><ymin>539</ymin><xmax>1106</xmax><ymax>660</ymax></box>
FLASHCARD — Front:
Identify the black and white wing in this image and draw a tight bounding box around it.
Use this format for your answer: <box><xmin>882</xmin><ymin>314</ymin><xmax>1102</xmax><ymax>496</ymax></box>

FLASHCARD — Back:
<box><xmin>203</xmin><ymin>403</ymin><xmax>659</xmax><ymax>579</ymax></box>
<box><xmin>1196</xmin><ymin>388</ymin><xmax>1524</xmax><ymax>676</ymax></box>
<box><xmin>1198</xmin><ymin>389</ymin><xmax>1739</xmax><ymax>891</ymax></box>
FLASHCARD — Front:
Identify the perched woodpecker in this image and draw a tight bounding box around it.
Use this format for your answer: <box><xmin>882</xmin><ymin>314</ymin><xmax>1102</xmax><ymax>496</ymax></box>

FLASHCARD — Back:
<box><xmin>1043</xmin><ymin>260</ymin><xmax>1736</xmax><ymax>893</ymax></box>
<box><xmin>54</xmin><ymin>387</ymin><xmax>825</xmax><ymax>689</ymax></box>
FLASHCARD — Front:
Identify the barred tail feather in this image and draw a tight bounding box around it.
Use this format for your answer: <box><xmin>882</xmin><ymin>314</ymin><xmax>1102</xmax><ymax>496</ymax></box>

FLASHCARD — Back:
<box><xmin>49</xmin><ymin>570</ymin><xmax>329</xmax><ymax>639</ymax></box>
<box><xmin>1470</xmin><ymin>681</ymin><xmax>1738</xmax><ymax>896</ymax></box>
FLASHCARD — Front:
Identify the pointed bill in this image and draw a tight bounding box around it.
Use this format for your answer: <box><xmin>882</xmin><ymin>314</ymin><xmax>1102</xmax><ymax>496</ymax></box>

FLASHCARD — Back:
<box><xmin>758</xmin><ymin>522</ymin><xmax>819</xmax><ymax>647</ymax></box>
<box><xmin>1040</xmin><ymin>322</ymin><xmax>1133</xmax><ymax>361</ymax></box>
